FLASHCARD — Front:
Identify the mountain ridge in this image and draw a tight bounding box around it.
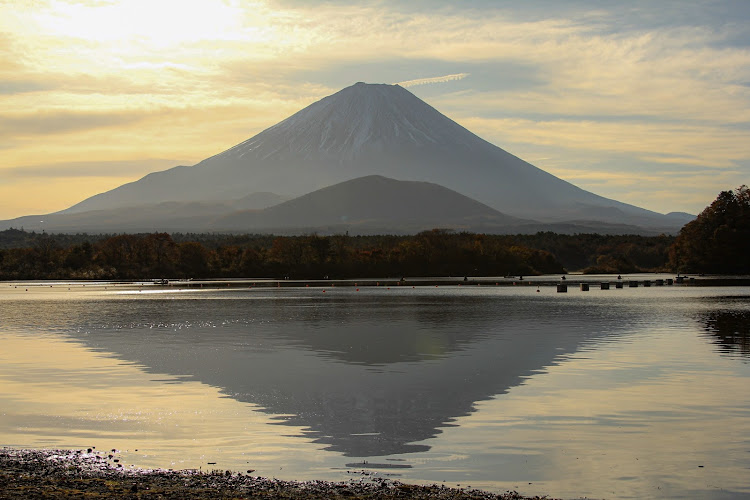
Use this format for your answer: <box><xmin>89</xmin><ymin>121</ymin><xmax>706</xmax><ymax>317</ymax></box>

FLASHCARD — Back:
<box><xmin>0</xmin><ymin>175</ymin><xmax>677</xmax><ymax>236</ymax></box>
<box><xmin>213</xmin><ymin>175</ymin><xmax>528</xmax><ymax>233</ymax></box>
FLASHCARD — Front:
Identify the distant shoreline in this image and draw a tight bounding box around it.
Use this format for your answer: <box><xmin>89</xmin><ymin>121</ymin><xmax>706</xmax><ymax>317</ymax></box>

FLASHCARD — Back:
<box><xmin>0</xmin><ymin>448</ymin><xmax>546</xmax><ymax>500</ymax></box>
<box><xmin>3</xmin><ymin>274</ymin><xmax>750</xmax><ymax>290</ymax></box>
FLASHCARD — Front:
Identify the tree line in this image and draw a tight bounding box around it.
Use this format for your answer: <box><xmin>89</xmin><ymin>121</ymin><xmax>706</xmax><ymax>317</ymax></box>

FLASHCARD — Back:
<box><xmin>3</xmin><ymin>185</ymin><xmax>746</xmax><ymax>279</ymax></box>
<box><xmin>669</xmin><ymin>185</ymin><xmax>750</xmax><ymax>274</ymax></box>
<box><xmin>0</xmin><ymin>227</ymin><xmax>683</xmax><ymax>280</ymax></box>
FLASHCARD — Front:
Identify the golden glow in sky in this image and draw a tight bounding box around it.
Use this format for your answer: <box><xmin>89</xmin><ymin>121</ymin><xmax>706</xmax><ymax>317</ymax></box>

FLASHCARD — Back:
<box><xmin>34</xmin><ymin>0</ymin><xmax>246</xmax><ymax>46</ymax></box>
<box><xmin>1</xmin><ymin>0</ymin><xmax>748</xmax><ymax>219</ymax></box>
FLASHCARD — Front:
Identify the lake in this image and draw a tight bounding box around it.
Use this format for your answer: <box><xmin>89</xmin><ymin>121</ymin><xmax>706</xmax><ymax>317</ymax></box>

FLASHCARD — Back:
<box><xmin>1</xmin><ymin>278</ymin><xmax>749</xmax><ymax>499</ymax></box>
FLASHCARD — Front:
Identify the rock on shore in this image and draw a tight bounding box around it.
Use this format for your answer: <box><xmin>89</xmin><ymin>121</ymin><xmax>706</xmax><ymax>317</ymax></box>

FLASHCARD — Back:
<box><xmin>1</xmin><ymin>448</ymin><xmax>554</xmax><ymax>499</ymax></box>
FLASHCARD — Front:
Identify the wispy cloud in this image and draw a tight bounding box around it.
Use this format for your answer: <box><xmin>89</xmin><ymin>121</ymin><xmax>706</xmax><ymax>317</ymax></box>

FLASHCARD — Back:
<box><xmin>396</xmin><ymin>73</ymin><xmax>470</xmax><ymax>87</ymax></box>
<box><xmin>0</xmin><ymin>111</ymin><xmax>146</xmax><ymax>137</ymax></box>
<box><xmin>2</xmin><ymin>159</ymin><xmax>189</xmax><ymax>179</ymax></box>
<box><xmin>460</xmin><ymin>117</ymin><xmax>750</xmax><ymax>169</ymax></box>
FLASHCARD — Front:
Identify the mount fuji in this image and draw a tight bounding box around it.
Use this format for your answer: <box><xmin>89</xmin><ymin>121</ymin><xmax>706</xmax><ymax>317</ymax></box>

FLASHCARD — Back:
<box><xmin>2</xmin><ymin>82</ymin><xmax>691</xmax><ymax>234</ymax></box>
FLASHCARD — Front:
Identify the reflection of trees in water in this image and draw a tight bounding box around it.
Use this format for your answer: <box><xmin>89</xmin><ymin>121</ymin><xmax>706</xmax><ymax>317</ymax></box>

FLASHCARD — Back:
<box><xmin>700</xmin><ymin>310</ymin><xmax>750</xmax><ymax>357</ymax></box>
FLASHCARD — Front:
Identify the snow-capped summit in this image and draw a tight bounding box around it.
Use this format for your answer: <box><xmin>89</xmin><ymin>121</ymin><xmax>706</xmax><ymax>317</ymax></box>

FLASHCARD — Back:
<box><xmin>216</xmin><ymin>82</ymin><xmax>479</xmax><ymax>162</ymax></box>
<box><xmin>57</xmin><ymin>82</ymin><xmax>682</xmax><ymax>230</ymax></box>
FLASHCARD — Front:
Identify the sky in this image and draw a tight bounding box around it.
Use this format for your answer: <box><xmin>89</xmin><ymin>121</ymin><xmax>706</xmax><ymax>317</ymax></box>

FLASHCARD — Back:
<box><xmin>1</xmin><ymin>0</ymin><xmax>749</xmax><ymax>220</ymax></box>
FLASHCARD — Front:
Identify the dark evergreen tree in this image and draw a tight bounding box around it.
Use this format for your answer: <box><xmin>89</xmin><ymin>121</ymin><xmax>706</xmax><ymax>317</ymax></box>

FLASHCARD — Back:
<box><xmin>669</xmin><ymin>186</ymin><xmax>750</xmax><ymax>274</ymax></box>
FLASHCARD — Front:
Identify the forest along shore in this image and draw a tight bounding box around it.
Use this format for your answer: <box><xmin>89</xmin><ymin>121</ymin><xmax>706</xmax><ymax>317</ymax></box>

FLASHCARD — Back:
<box><xmin>0</xmin><ymin>449</ymin><xmax>551</xmax><ymax>500</ymax></box>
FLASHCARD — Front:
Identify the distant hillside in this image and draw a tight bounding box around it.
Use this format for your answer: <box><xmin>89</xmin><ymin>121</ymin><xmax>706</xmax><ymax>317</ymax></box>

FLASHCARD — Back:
<box><xmin>213</xmin><ymin>175</ymin><xmax>528</xmax><ymax>233</ymax></box>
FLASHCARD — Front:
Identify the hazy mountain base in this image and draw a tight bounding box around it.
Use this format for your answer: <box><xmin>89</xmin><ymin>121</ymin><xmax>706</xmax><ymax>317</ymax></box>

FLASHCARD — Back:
<box><xmin>0</xmin><ymin>175</ymin><xmax>687</xmax><ymax>236</ymax></box>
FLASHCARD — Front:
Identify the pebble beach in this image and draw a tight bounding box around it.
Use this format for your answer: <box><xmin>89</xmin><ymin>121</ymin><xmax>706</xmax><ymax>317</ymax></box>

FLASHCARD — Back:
<box><xmin>0</xmin><ymin>449</ymin><xmax>553</xmax><ymax>499</ymax></box>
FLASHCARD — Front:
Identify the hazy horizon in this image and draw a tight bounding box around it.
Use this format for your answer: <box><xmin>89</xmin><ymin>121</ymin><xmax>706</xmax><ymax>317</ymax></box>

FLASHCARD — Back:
<box><xmin>2</xmin><ymin>1</ymin><xmax>749</xmax><ymax>220</ymax></box>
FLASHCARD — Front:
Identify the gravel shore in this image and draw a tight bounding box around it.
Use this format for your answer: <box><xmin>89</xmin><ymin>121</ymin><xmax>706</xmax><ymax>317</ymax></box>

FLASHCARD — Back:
<box><xmin>1</xmin><ymin>449</ymin><xmax>554</xmax><ymax>499</ymax></box>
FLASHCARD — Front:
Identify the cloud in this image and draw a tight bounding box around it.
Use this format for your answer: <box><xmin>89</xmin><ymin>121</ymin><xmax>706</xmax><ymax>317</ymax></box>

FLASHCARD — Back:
<box><xmin>0</xmin><ymin>79</ymin><xmax>56</xmax><ymax>95</ymax></box>
<box><xmin>459</xmin><ymin>116</ymin><xmax>750</xmax><ymax>169</ymax></box>
<box><xmin>0</xmin><ymin>111</ymin><xmax>146</xmax><ymax>137</ymax></box>
<box><xmin>2</xmin><ymin>159</ymin><xmax>189</xmax><ymax>179</ymax></box>
<box><xmin>397</xmin><ymin>73</ymin><xmax>470</xmax><ymax>87</ymax></box>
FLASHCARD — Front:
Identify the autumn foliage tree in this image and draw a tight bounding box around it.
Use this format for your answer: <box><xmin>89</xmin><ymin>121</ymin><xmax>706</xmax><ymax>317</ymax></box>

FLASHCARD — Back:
<box><xmin>669</xmin><ymin>186</ymin><xmax>750</xmax><ymax>274</ymax></box>
<box><xmin>1</xmin><ymin>228</ymin><xmax>680</xmax><ymax>280</ymax></box>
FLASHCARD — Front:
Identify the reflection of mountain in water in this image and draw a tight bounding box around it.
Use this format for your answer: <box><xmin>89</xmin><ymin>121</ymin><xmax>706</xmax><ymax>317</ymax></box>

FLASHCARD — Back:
<box><xmin>699</xmin><ymin>309</ymin><xmax>750</xmax><ymax>358</ymax></box>
<box><xmin>10</xmin><ymin>291</ymin><xmax>635</xmax><ymax>457</ymax></box>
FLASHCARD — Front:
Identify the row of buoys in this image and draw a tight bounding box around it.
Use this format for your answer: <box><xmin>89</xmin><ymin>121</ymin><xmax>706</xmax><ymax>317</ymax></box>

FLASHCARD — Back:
<box><xmin>558</xmin><ymin>279</ymin><xmax>674</xmax><ymax>292</ymax></box>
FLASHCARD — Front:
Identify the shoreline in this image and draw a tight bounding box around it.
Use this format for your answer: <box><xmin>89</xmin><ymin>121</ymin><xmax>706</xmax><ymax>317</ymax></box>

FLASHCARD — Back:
<box><xmin>0</xmin><ymin>448</ymin><xmax>552</xmax><ymax>499</ymax></box>
<box><xmin>3</xmin><ymin>273</ymin><xmax>750</xmax><ymax>291</ymax></box>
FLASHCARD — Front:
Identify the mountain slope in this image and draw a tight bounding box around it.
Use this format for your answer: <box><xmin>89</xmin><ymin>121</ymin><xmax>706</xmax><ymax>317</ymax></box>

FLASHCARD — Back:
<box><xmin>0</xmin><ymin>176</ymin><xmax>529</xmax><ymax>234</ymax></box>
<box><xmin>213</xmin><ymin>175</ymin><xmax>528</xmax><ymax>233</ymax></box>
<box><xmin>59</xmin><ymin>82</ymin><xmax>683</xmax><ymax>229</ymax></box>
<box><xmin>0</xmin><ymin>194</ymin><xmax>286</xmax><ymax>234</ymax></box>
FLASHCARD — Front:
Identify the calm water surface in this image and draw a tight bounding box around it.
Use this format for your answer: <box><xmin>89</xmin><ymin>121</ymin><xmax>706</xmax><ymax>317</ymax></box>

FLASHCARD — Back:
<box><xmin>1</xmin><ymin>281</ymin><xmax>749</xmax><ymax>499</ymax></box>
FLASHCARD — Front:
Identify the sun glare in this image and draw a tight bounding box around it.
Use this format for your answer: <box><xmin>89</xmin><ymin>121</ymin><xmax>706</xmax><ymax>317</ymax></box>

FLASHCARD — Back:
<box><xmin>34</xmin><ymin>0</ymin><xmax>256</xmax><ymax>47</ymax></box>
